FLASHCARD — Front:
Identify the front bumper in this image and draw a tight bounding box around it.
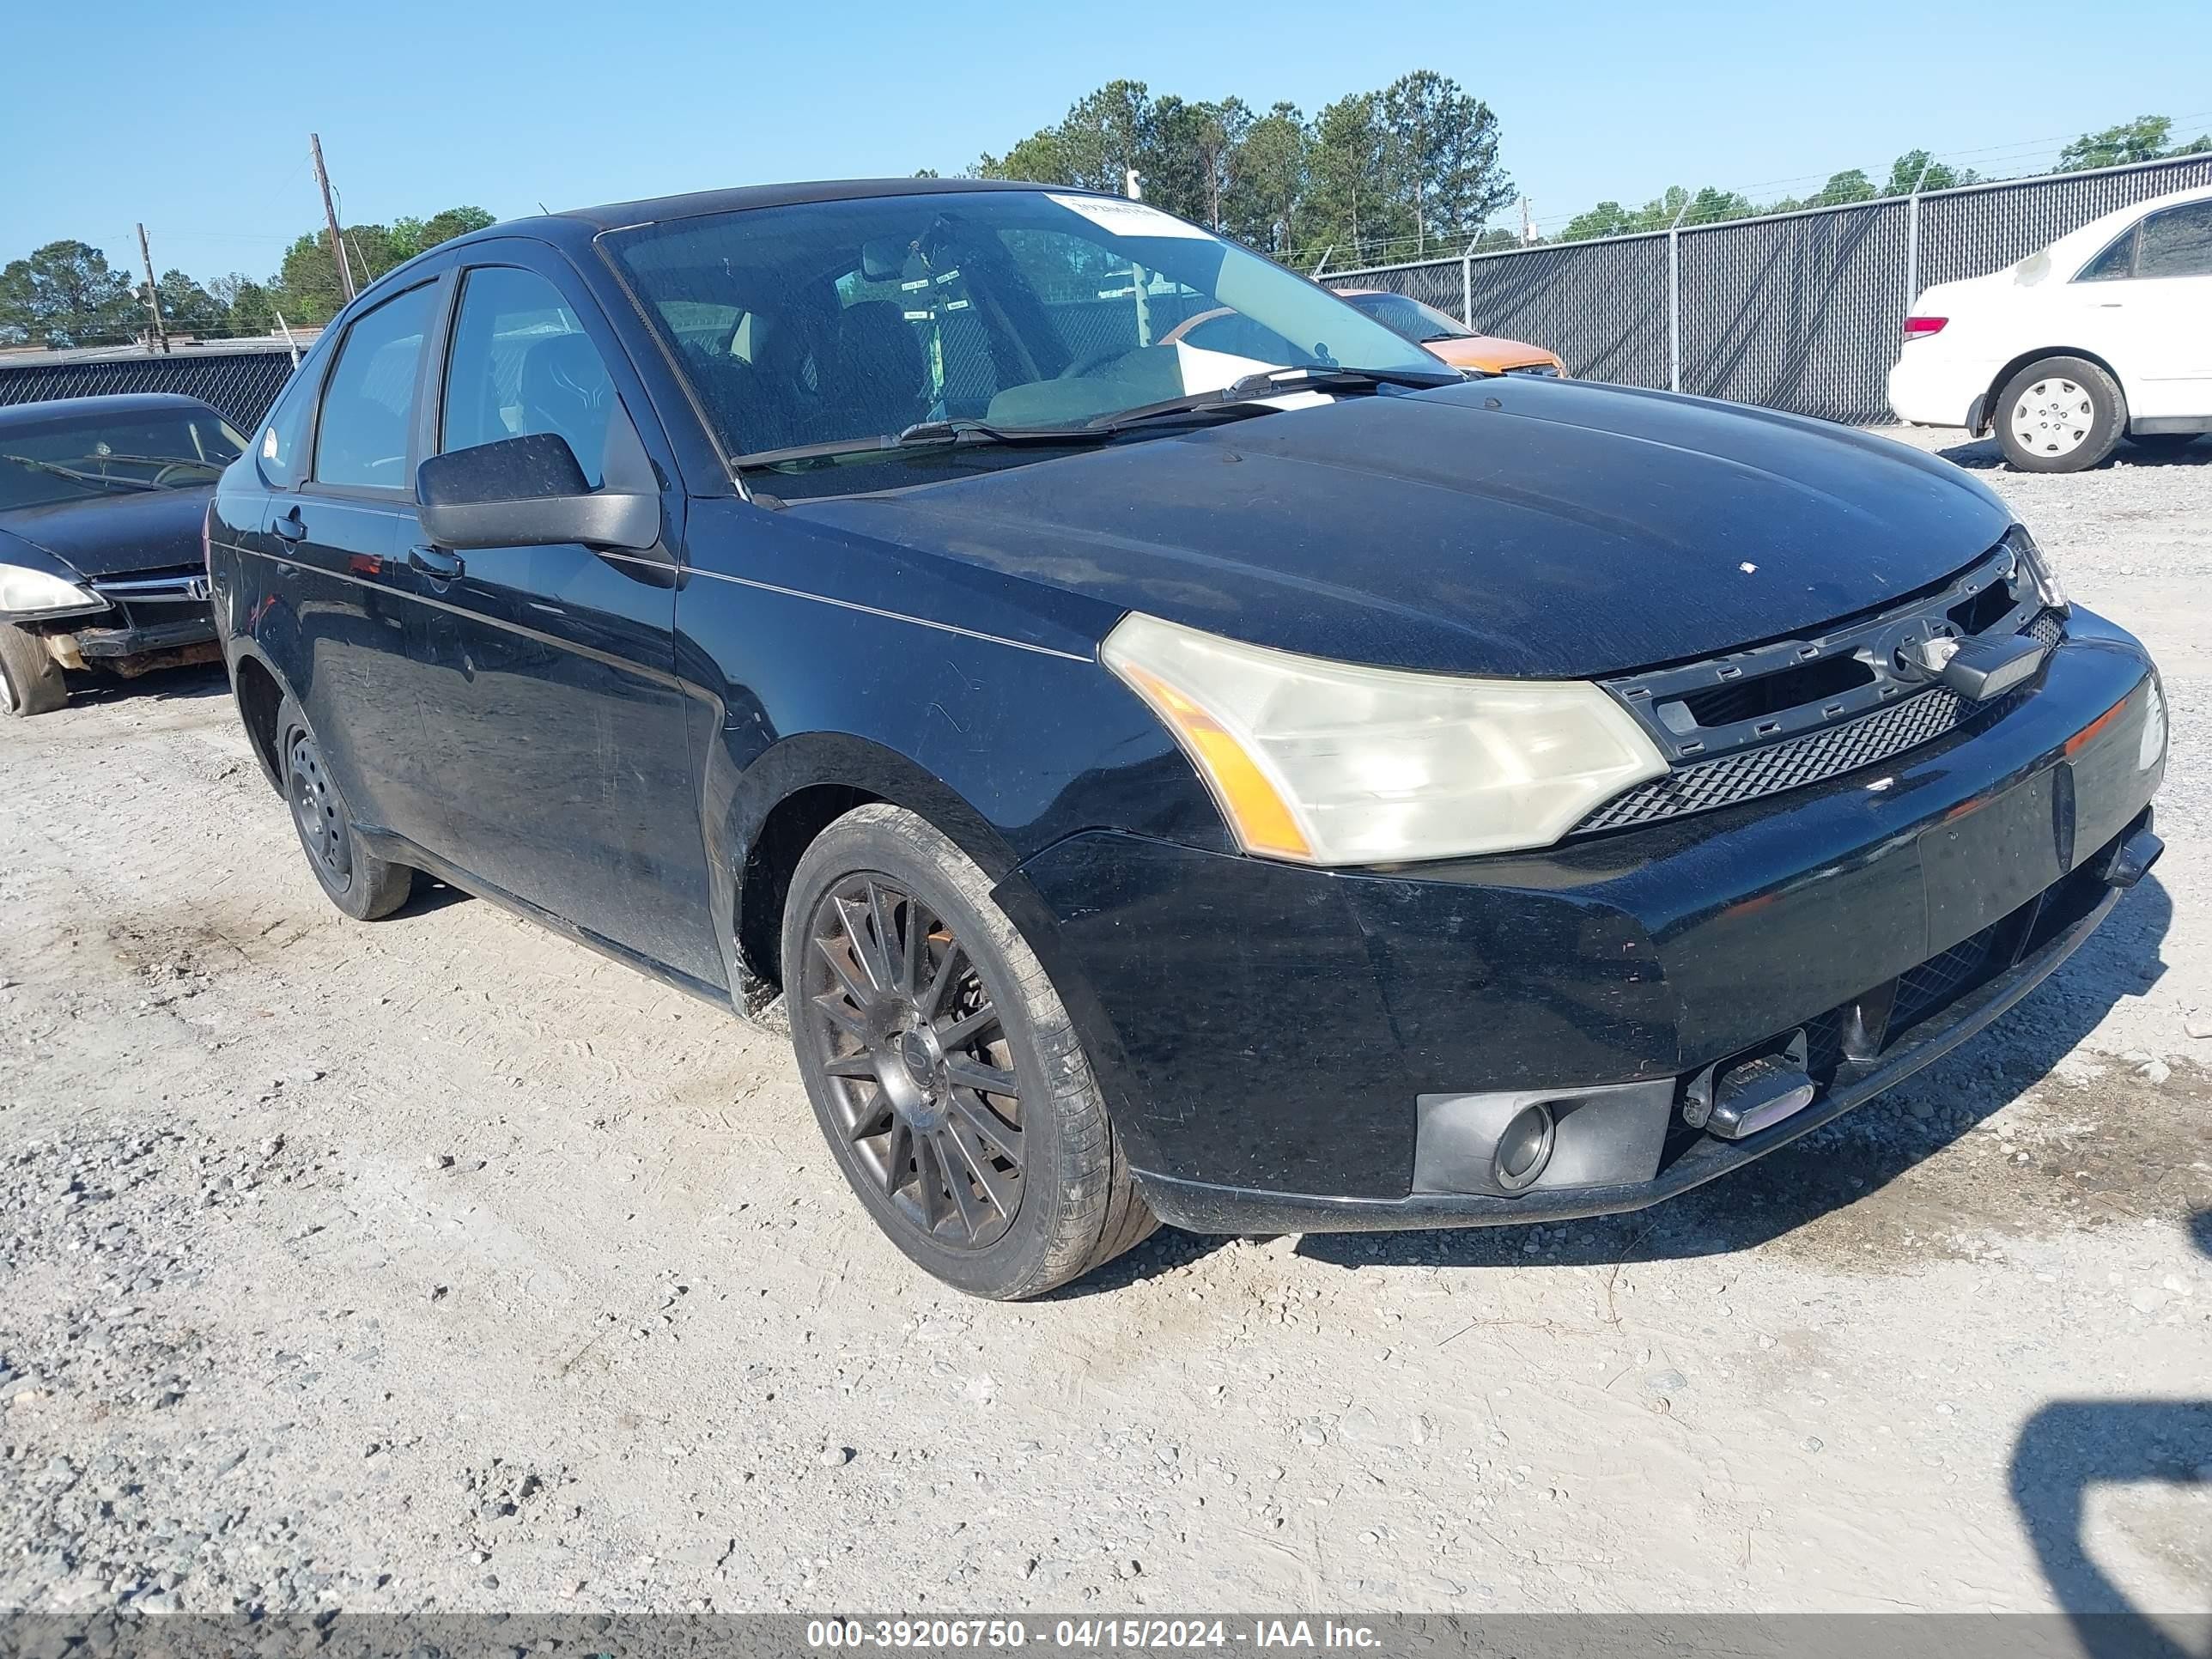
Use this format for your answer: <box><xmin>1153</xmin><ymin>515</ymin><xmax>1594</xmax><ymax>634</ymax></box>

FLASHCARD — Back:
<box><xmin>35</xmin><ymin>614</ymin><xmax>220</xmax><ymax>676</ymax></box>
<box><xmin>1005</xmin><ymin>610</ymin><xmax>2164</xmax><ymax>1232</ymax></box>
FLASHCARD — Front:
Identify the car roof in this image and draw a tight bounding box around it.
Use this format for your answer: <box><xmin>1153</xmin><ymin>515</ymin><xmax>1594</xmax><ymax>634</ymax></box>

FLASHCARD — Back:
<box><xmin>0</xmin><ymin>392</ymin><xmax>225</xmax><ymax>431</ymax></box>
<box><xmin>454</xmin><ymin>177</ymin><xmax>1108</xmax><ymax>253</ymax></box>
<box><xmin>2041</xmin><ymin>179</ymin><xmax>2212</xmax><ymax>263</ymax></box>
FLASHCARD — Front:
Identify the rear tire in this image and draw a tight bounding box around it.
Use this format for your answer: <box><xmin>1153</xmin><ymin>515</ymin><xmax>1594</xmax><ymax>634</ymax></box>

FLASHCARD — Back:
<box><xmin>0</xmin><ymin>623</ymin><xmax>67</xmax><ymax>717</ymax></box>
<box><xmin>277</xmin><ymin>696</ymin><xmax>412</xmax><ymax>921</ymax></box>
<box><xmin>781</xmin><ymin>804</ymin><xmax>1157</xmax><ymax>1299</ymax></box>
<box><xmin>1995</xmin><ymin>356</ymin><xmax>2124</xmax><ymax>472</ymax></box>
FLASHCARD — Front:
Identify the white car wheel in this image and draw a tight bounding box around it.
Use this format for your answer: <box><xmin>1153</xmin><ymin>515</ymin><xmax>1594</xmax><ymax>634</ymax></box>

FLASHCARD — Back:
<box><xmin>2008</xmin><ymin>378</ymin><xmax>2094</xmax><ymax>459</ymax></box>
<box><xmin>1994</xmin><ymin>356</ymin><xmax>2125</xmax><ymax>473</ymax></box>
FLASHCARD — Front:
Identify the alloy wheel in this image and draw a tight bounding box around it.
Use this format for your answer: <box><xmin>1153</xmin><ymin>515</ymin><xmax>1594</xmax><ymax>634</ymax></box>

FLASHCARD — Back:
<box><xmin>799</xmin><ymin>874</ymin><xmax>1025</xmax><ymax>1251</ymax></box>
<box><xmin>287</xmin><ymin>730</ymin><xmax>353</xmax><ymax>890</ymax></box>
<box><xmin>2008</xmin><ymin>379</ymin><xmax>2094</xmax><ymax>459</ymax></box>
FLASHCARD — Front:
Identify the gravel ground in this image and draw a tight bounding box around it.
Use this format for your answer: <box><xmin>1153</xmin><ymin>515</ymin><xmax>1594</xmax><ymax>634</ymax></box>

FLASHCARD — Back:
<box><xmin>0</xmin><ymin>427</ymin><xmax>2208</xmax><ymax>1624</ymax></box>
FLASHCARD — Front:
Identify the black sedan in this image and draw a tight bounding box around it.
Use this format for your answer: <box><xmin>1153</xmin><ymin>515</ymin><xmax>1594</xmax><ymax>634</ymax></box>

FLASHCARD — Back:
<box><xmin>0</xmin><ymin>392</ymin><xmax>243</xmax><ymax>715</ymax></box>
<box><xmin>204</xmin><ymin>179</ymin><xmax>2166</xmax><ymax>1298</ymax></box>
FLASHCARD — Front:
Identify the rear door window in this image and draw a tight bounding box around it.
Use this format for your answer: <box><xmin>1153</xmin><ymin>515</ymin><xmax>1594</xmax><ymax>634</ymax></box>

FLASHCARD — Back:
<box><xmin>313</xmin><ymin>283</ymin><xmax>438</xmax><ymax>489</ymax></box>
<box><xmin>2136</xmin><ymin>200</ymin><xmax>2212</xmax><ymax>279</ymax></box>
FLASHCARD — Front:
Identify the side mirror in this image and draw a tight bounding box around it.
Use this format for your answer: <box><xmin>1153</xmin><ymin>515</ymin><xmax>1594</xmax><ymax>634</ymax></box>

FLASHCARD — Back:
<box><xmin>416</xmin><ymin>432</ymin><xmax>659</xmax><ymax>552</ymax></box>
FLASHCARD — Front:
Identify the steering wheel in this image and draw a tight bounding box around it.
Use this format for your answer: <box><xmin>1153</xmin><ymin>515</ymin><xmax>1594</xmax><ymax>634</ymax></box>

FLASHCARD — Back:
<box><xmin>152</xmin><ymin>462</ymin><xmax>208</xmax><ymax>487</ymax></box>
<box><xmin>1057</xmin><ymin>348</ymin><xmax>1128</xmax><ymax>380</ymax></box>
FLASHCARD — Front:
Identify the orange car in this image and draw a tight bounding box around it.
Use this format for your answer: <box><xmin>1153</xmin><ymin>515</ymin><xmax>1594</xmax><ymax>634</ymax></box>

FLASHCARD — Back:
<box><xmin>1335</xmin><ymin>288</ymin><xmax>1565</xmax><ymax>377</ymax></box>
<box><xmin>1161</xmin><ymin>290</ymin><xmax>1565</xmax><ymax>378</ymax></box>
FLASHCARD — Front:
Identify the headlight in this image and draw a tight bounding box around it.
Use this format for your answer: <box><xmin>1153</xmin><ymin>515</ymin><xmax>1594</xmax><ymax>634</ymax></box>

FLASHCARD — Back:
<box><xmin>1102</xmin><ymin>612</ymin><xmax>1668</xmax><ymax>865</ymax></box>
<box><xmin>0</xmin><ymin>562</ymin><xmax>102</xmax><ymax>617</ymax></box>
<box><xmin>2140</xmin><ymin>676</ymin><xmax>2166</xmax><ymax>773</ymax></box>
<box><xmin>2006</xmin><ymin>527</ymin><xmax>2067</xmax><ymax>613</ymax></box>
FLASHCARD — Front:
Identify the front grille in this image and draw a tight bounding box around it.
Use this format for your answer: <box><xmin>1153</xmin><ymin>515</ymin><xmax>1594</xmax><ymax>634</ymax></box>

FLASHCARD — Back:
<box><xmin>1893</xmin><ymin>923</ymin><xmax>2005</xmax><ymax>1027</ymax></box>
<box><xmin>1504</xmin><ymin>363</ymin><xmax>1560</xmax><ymax>377</ymax></box>
<box><xmin>87</xmin><ymin>565</ymin><xmax>209</xmax><ymax>632</ymax></box>
<box><xmin>1578</xmin><ymin>682</ymin><xmax>1977</xmax><ymax>833</ymax></box>
<box><xmin>1575</xmin><ymin>605</ymin><xmax>2067</xmax><ymax>836</ymax></box>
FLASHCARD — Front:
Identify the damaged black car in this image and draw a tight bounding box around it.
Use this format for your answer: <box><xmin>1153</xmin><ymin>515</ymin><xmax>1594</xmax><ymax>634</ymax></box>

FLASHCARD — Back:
<box><xmin>0</xmin><ymin>392</ymin><xmax>241</xmax><ymax>716</ymax></box>
<box><xmin>205</xmin><ymin>179</ymin><xmax>2166</xmax><ymax>1298</ymax></box>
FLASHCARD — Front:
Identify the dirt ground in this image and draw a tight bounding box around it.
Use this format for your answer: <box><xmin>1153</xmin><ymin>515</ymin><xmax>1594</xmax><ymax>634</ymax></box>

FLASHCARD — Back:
<box><xmin>1</xmin><ymin>428</ymin><xmax>2208</xmax><ymax>1622</ymax></box>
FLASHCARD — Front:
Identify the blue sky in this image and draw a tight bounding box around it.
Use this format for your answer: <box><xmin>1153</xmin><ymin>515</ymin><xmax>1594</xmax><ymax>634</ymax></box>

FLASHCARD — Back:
<box><xmin>6</xmin><ymin>0</ymin><xmax>2209</xmax><ymax>281</ymax></box>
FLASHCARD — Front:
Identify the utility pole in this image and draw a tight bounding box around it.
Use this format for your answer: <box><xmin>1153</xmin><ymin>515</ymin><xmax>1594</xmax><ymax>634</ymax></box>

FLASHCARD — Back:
<box><xmin>1520</xmin><ymin>195</ymin><xmax>1534</xmax><ymax>247</ymax></box>
<box><xmin>135</xmin><ymin>222</ymin><xmax>169</xmax><ymax>354</ymax></box>
<box><xmin>310</xmin><ymin>133</ymin><xmax>356</xmax><ymax>304</ymax></box>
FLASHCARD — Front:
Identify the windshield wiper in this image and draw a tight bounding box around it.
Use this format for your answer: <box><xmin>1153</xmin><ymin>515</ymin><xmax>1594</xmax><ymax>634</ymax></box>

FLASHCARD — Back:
<box><xmin>1086</xmin><ymin>363</ymin><xmax>1461</xmax><ymax>431</ymax></box>
<box><xmin>0</xmin><ymin>454</ymin><xmax>161</xmax><ymax>492</ymax></box>
<box><xmin>729</xmin><ymin>366</ymin><xmax>1462</xmax><ymax>471</ymax></box>
<box><xmin>732</xmin><ymin>419</ymin><xmax>1112</xmax><ymax>471</ymax></box>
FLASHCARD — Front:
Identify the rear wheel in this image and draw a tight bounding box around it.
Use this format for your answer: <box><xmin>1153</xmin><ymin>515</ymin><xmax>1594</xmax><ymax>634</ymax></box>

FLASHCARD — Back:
<box><xmin>782</xmin><ymin>804</ymin><xmax>1156</xmax><ymax>1299</ymax></box>
<box><xmin>1995</xmin><ymin>356</ymin><xmax>2124</xmax><ymax>472</ymax></box>
<box><xmin>0</xmin><ymin>623</ymin><xmax>67</xmax><ymax>717</ymax></box>
<box><xmin>279</xmin><ymin>697</ymin><xmax>412</xmax><ymax>921</ymax></box>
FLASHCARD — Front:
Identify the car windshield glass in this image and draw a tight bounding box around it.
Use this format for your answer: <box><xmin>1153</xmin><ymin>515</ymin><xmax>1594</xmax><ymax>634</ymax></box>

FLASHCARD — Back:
<box><xmin>0</xmin><ymin>408</ymin><xmax>246</xmax><ymax>511</ymax></box>
<box><xmin>1348</xmin><ymin>291</ymin><xmax>1473</xmax><ymax>342</ymax></box>
<box><xmin>604</xmin><ymin>189</ymin><xmax>1446</xmax><ymax>477</ymax></box>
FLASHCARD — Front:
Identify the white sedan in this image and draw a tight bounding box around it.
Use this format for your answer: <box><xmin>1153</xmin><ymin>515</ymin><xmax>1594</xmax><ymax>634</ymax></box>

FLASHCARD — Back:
<box><xmin>1888</xmin><ymin>181</ymin><xmax>2212</xmax><ymax>471</ymax></box>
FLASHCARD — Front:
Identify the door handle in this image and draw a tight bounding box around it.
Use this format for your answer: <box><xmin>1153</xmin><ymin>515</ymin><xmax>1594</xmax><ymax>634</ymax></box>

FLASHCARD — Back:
<box><xmin>272</xmin><ymin>507</ymin><xmax>307</xmax><ymax>542</ymax></box>
<box><xmin>408</xmin><ymin>545</ymin><xmax>465</xmax><ymax>580</ymax></box>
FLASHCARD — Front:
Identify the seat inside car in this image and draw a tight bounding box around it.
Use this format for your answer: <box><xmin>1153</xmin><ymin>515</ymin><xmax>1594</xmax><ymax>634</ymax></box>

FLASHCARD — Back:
<box><xmin>516</xmin><ymin>333</ymin><xmax>612</xmax><ymax>473</ymax></box>
<box><xmin>825</xmin><ymin>299</ymin><xmax>929</xmax><ymax>437</ymax></box>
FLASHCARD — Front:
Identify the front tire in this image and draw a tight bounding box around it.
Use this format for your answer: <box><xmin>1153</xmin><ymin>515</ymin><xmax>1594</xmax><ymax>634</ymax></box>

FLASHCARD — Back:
<box><xmin>0</xmin><ymin>623</ymin><xmax>67</xmax><ymax>717</ymax></box>
<box><xmin>278</xmin><ymin>697</ymin><xmax>412</xmax><ymax>921</ymax></box>
<box><xmin>781</xmin><ymin>804</ymin><xmax>1156</xmax><ymax>1299</ymax></box>
<box><xmin>1996</xmin><ymin>356</ymin><xmax>2124</xmax><ymax>472</ymax></box>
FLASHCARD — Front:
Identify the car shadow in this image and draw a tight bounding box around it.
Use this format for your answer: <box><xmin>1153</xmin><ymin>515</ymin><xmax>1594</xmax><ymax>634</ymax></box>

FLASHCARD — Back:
<box><xmin>392</xmin><ymin>876</ymin><xmax>474</xmax><ymax>919</ymax></box>
<box><xmin>1940</xmin><ymin>434</ymin><xmax>2212</xmax><ymax>471</ymax></box>
<box><xmin>1287</xmin><ymin>873</ymin><xmax>2172</xmax><ymax>1275</ymax></box>
<box><xmin>64</xmin><ymin>659</ymin><xmax>231</xmax><ymax>708</ymax></box>
<box><xmin>2008</xmin><ymin>1208</ymin><xmax>2211</xmax><ymax>1659</ymax></box>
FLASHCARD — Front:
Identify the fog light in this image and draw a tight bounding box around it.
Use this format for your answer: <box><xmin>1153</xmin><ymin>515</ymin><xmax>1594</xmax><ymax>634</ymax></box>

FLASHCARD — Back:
<box><xmin>1493</xmin><ymin>1103</ymin><xmax>1556</xmax><ymax>1192</ymax></box>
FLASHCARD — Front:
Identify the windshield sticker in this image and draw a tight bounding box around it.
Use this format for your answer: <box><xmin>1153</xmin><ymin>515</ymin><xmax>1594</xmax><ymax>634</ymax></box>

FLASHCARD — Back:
<box><xmin>1048</xmin><ymin>194</ymin><xmax>1212</xmax><ymax>241</ymax></box>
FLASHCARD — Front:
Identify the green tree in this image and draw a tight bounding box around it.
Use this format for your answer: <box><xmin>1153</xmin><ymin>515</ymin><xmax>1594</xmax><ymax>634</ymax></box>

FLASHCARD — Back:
<box><xmin>1681</xmin><ymin>185</ymin><xmax>1757</xmax><ymax>226</ymax></box>
<box><xmin>1380</xmin><ymin>70</ymin><xmax>1511</xmax><ymax>256</ymax></box>
<box><xmin>207</xmin><ymin>273</ymin><xmax>278</xmax><ymax>337</ymax></box>
<box><xmin>1307</xmin><ymin>91</ymin><xmax>1404</xmax><ymax>260</ymax></box>
<box><xmin>1558</xmin><ymin>200</ymin><xmax>1639</xmax><ymax>241</ymax></box>
<box><xmin>1883</xmin><ymin>149</ymin><xmax>1978</xmax><ymax>194</ymax></box>
<box><xmin>1223</xmin><ymin>102</ymin><xmax>1308</xmax><ymax>253</ymax></box>
<box><xmin>387</xmin><ymin>206</ymin><xmax>495</xmax><ymax>263</ymax></box>
<box><xmin>974</xmin><ymin>127</ymin><xmax>1075</xmax><ymax>185</ymax></box>
<box><xmin>1057</xmin><ymin>79</ymin><xmax>1157</xmax><ymax>194</ymax></box>
<box><xmin>150</xmin><ymin>269</ymin><xmax>225</xmax><ymax>336</ymax></box>
<box><xmin>1811</xmin><ymin>169</ymin><xmax>1875</xmax><ymax>207</ymax></box>
<box><xmin>2059</xmin><ymin>114</ymin><xmax>2172</xmax><ymax>171</ymax></box>
<box><xmin>1149</xmin><ymin>96</ymin><xmax>1253</xmax><ymax>228</ymax></box>
<box><xmin>0</xmin><ymin>240</ymin><xmax>142</xmax><ymax>347</ymax></box>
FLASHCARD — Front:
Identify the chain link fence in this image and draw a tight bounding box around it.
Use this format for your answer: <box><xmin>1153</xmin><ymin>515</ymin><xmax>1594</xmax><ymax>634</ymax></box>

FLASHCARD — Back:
<box><xmin>1322</xmin><ymin>152</ymin><xmax>2212</xmax><ymax>423</ymax></box>
<box><xmin>0</xmin><ymin>348</ymin><xmax>299</xmax><ymax>429</ymax></box>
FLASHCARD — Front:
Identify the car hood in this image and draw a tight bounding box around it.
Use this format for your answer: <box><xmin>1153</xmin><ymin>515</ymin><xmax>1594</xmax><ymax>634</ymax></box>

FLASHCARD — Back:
<box><xmin>788</xmin><ymin>378</ymin><xmax>2015</xmax><ymax>678</ymax></box>
<box><xmin>0</xmin><ymin>485</ymin><xmax>212</xmax><ymax>579</ymax></box>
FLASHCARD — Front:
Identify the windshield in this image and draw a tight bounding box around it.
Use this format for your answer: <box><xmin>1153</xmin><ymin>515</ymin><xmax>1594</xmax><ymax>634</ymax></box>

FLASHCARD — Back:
<box><xmin>0</xmin><ymin>407</ymin><xmax>246</xmax><ymax>512</ymax></box>
<box><xmin>605</xmin><ymin>189</ymin><xmax>1443</xmax><ymax>473</ymax></box>
<box><xmin>1346</xmin><ymin>291</ymin><xmax>1474</xmax><ymax>343</ymax></box>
